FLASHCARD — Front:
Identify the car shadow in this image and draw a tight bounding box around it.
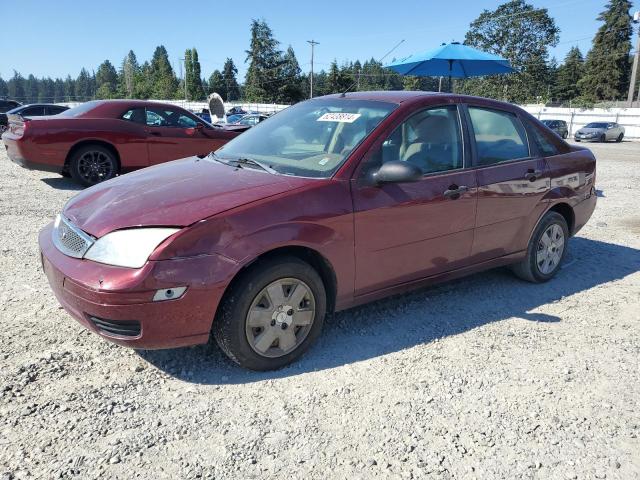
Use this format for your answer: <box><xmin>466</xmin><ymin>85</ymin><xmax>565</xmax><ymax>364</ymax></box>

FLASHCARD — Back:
<box><xmin>138</xmin><ymin>237</ymin><xmax>640</xmax><ymax>384</ymax></box>
<box><xmin>41</xmin><ymin>176</ymin><xmax>83</xmax><ymax>191</ymax></box>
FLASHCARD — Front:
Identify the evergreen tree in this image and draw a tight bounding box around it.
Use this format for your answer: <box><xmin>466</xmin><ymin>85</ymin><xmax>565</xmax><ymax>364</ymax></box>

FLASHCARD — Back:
<box><xmin>326</xmin><ymin>60</ymin><xmax>350</xmax><ymax>93</ymax></box>
<box><xmin>96</xmin><ymin>60</ymin><xmax>118</xmax><ymax>99</ymax></box>
<box><xmin>0</xmin><ymin>77</ymin><xmax>8</xmax><ymax>98</ymax></box>
<box><xmin>53</xmin><ymin>78</ymin><xmax>65</xmax><ymax>103</ymax></box>
<box><xmin>119</xmin><ymin>50</ymin><xmax>139</xmax><ymax>98</ymax></box>
<box><xmin>579</xmin><ymin>0</ymin><xmax>633</xmax><ymax>101</ymax></box>
<box><xmin>75</xmin><ymin>68</ymin><xmax>93</xmax><ymax>101</ymax></box>
<box><xmin>25</xmin><ymin>74</ymin><xmax>39</xmax><ymax>103</ymax></box>
<box><xmin>135</xmin><ymin>61</ymin><xmax>154</xmax><ymax>99</ymax></box>
<box><xmin>244</xmin><ymin>19</ymin><xmax>283</xmax><ymax>102</ymax></box>
<box><xmin>403</xmin><ymin>76</ymin><xmax>421</xmax><ymax>91</ymax></box>
<box><xmin>222</xmin><ymin>58</ymin><xmax>240</xmax><ymax>101</ymax></box>
<box><xmin>184</xmin><ymin>49</ymin><xmax>193</xmax><ymax>99</ymax></box>
<box><xmin>150</xmin><ymin>46</ymin><xmax>178</xmax><ymax>99</ymax></box>
<box><xmin>208</xmin><ymin>70</ymin><xmax>225</xmax><ymax>98</ymax></box>
<box><xmin>463</xmin><ymin>0</ymin><xmax>559</xmax><ymax>103</ymax></box>
<box><xmin>554</xmin><ymin>47</ymin><xmax>584</xmax><ymax>102</ymax></box>
<box><xmin>7</xmin><ymin>71</ymin><xmax>25</xmax><ymax>100</ymax></box>
<box><xmin>190</xmin><ymin>48</ymin><xmax>205</xmax><ymax>100</ymax></box>
<box><xmin>278</xmin><ymin>46</ymin><xmax>303</xmax><ymax>103</ymax></box>
<box><xmin>63</xmin><ymin>75</ymin><xmax>75</xmax><ymax>101</ymax></box>
<box><xmin>38</xmin><ymin>77</ymin><xmax>55</xmax><ymax>102</ymax></box>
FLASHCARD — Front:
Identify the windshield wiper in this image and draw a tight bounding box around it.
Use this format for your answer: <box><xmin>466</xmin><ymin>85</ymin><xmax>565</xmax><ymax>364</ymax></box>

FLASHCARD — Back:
<box><xmin>226</xmin><ymin>157</ymin><xmax>278</xmax><ymax>174</ymax></box>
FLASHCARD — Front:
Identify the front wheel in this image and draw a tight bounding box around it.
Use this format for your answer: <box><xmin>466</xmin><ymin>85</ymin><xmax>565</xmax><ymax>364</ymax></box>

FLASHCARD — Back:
<box><xmin>599</xmin><ymin>134</ymin><xmax>606</xmax><ymax>143</ymax></box>
<box><xmin>562</xmin><ymin>131</ymin><xmax>568</xmax><ymax>139</ymax></box>
<box><xmin>69</xmin><ymin>145</ymin><xmax>118</xmax><ymax>187</ymax></box>
<box><xmin>512</xmin><ymin>211</ymin><xmax>569</xmax><ymax>283</ymax></box>
<box><xmin>616</xmin><ymin>133</ymin><xmax>623</xmax><ymax>143</ymax></box>
<box><xmin>213</xmin><ymin>256</ymin><xmax>326</xmax><ymax>370</ymax></box>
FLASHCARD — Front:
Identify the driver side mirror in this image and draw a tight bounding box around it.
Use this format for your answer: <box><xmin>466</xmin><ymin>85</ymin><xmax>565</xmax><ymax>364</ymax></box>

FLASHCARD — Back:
<box><xmin>372</xmin><ymin>161</ymin><xmax>423</xmax><ymax>185</ymax></box>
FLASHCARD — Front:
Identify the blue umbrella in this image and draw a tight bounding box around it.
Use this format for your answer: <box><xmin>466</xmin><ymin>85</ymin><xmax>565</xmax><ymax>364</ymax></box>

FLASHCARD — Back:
<box><xmin>385</xmin><ymin>42</ymin><xmax>515</xmax><ymax>91</ymax></box>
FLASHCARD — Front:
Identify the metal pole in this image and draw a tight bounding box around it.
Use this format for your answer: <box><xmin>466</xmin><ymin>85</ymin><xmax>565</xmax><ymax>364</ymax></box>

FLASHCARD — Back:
<box><xmin>307</xmin><ymin>40</ymin><xmax>319</xmax><ymax>98</ymax></box>
<box><xmin>628</xmin><ymin>18</ymin><xmax>640</xmax><ymax>106</ymax></box>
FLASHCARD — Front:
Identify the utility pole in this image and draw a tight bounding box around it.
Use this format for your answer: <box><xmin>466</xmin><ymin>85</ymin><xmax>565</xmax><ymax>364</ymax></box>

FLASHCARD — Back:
<box><xmin>307</xmin><ymin>40</ymin><xmax>319</xmax><ymax>98</ymax></box>
<box><xmin>627</xmin><ymin>11</ymin><xmax>640</xmax><ymax>107</ymax></box>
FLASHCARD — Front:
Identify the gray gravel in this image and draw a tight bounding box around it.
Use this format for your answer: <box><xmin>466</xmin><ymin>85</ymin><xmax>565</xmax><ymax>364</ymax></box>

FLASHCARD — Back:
<box><xmin>0</xmin><ymin>142</ymin><xmax>639</xmax><ymax>479</ymax></box>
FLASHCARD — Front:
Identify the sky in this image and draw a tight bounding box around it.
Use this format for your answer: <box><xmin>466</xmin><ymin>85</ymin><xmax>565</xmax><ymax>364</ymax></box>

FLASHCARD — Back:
<box><xmin>1</xmin><ymin>0</ymin><xmax>638</xmax><ymax>82</ymax></box>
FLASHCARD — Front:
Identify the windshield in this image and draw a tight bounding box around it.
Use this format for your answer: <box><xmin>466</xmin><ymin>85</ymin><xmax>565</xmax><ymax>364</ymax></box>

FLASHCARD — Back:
<box><xmin>215</xmin><ymin>98</ymin><xmax>397</xmax><ymax>178</ymax></box>
<box><xmin>57</xmin><ymin>101</ymin><xmax>100</xmax><ymax>118</ymax></box>
<box><xmin>585</xmin><ymin>122</ymin><xmax>608</xmax><ymax>129</ymax></box>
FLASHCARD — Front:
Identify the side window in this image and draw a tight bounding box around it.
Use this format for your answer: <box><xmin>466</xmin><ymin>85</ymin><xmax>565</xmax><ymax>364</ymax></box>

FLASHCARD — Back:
<box><xmin>46</xmin><ymin>106</ymin><xmax>66</xmax><ymax>115</ymax></box>
<box><xmin>529</xmin><ymin>123</ymin><xmax>559</xmax><ymax>157</ymax></box>
<box><xmin>369</xmin><ymin>106</ymin><xmax>463</xmax><ymax>175</ymax></box>
<box><xmin>176</xmin><ymin>113</ymin><xmax>198</xmax><ymax>128</ymax></box>
<box><xmin>468</xmin><ymin>107</ymin><xmax>530</xmax><ymax>166</ymax></box>
<box><xmin>121</xmin><ymin>108</ymin><xmax>146</xmax><ymax>124</ymax></box>
<box><xmin>22</xmin><ymin>106</ymin><xmax>46</xmax><ymax>116</ymax></box>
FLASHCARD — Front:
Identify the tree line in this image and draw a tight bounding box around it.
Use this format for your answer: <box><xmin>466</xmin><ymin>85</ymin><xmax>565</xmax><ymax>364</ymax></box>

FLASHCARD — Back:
<box><xmin>0</xmin><ymin>0</ymin><xmax>637</xmax><ymax>107</ymax></box>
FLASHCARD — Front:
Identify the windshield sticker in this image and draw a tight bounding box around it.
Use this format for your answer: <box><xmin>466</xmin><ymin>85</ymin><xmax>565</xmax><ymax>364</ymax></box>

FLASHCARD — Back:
<box><xmin>317</xmin><ymin>112</ymin><xmax>361</xmax><ymax>123</ymax></box>
<box><xmin>318</xmin><ymin>157</ymin><xmax>330</xmax><ymax>166</ymax></box>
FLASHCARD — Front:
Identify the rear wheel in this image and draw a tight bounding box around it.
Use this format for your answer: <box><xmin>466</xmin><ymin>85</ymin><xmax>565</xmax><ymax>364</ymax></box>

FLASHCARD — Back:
<box><xmin>512</xmin><ymin>211</ymin><xmax>569</xmax><ymax>283</ymax></box>
<box><xmin>599</xmin><ymin>134</ymin><xmax>606</xmax><ymax>143</ymax></box>
<box><xmin>616</xmin><ymin>133</ymin><xmax>623</xmax><ymax>143</ymax></box>
<box><xmin>69</xmin><ymin>145</ymin><xmax>118</xmax><ymax>187</ymax></box>
<box><xmin>213</xmin><ymin>256</ymin><xmax>326</xmax><ymax>370</ymax></box>
<box><xmin>562</xmin><ymin>131</ymin><xmax>568</xmax><ymax>139</ymax></box>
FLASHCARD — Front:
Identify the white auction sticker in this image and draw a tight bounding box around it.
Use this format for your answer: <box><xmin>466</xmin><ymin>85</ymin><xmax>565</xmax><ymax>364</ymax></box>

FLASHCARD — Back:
<box><xmin>317</xmin><ymin>112</ymin><xmax>361</xmax><ymax>123</ymax></box>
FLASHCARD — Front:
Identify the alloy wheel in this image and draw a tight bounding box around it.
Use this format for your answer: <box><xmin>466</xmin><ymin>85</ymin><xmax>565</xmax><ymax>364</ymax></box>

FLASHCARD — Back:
<box><xmin>245</xmin><ymin>277</ymin><xmax>316</xmax><ymax>358</ymax></box>
<box><xmin>77</xmin><ymin>150</ymin><xmax>114</xmax><ymax>184</ymax></box>
<box><xmin>536</xmin><ymin>223</ymin><xmax>565</xmax><ymax>275</ymax></box>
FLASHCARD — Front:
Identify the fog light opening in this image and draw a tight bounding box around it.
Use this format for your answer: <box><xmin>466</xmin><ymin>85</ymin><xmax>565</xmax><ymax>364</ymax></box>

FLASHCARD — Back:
<box><xmin>153</xmin><ymin>286</ymin><xmax>187</xmax><ymax>302</ymax></box>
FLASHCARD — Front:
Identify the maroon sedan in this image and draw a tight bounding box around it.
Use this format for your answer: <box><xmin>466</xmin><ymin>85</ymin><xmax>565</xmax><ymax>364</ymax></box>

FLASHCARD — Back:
<box><xmin>2</xmin><ymin>100</ymin><xmax>239</xmax><ymax>186</ymax></box>
<box><xmin>39</xmin><ymin>92</ymin><xmax>596</xmax><ymax>370</ymax></box>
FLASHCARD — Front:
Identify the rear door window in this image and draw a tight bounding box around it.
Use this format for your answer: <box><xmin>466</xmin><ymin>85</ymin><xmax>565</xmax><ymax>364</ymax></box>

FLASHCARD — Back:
<box><xmin>468</xmin><ymin>107</ymin><xmax>530</xmax><ymax>166</ymax></box>
<box><xmin>21</xmin><ymin>106</ymin><xmax>46</xmax><ymax>116</ymax></box>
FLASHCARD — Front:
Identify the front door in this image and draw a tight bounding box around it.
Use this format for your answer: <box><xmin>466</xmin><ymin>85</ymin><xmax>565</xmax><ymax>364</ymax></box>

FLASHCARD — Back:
<box><xmin>144</xmin><ymin>106</ymin><xmax>213</xmax><ymax>165</ymax></box>
<box><xmin>352</xmin><ymin>105</ymin><xmax>478</xmax><ymax>296</ymax></box>
<box><xmin>465</xmin><ymin>105</ymin><xmax>550</xmax><ymax>261</ymax></box>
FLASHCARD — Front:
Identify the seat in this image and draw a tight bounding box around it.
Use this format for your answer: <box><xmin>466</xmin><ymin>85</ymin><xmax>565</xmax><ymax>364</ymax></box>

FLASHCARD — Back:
<box><xmin>402</xmin><ymin>115</ymin><xmax>457</xmax><ymax>173</ymax></box>
<box><xmin>130</xmin><ymin>109</ymin><xmax>146</xmax><ymax>125</ymax></box>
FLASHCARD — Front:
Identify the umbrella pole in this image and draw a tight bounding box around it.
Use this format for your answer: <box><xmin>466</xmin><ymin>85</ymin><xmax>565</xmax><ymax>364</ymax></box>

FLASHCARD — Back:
<box><xmin>438</xmin><ymin>76</ymin><xmax>442</xmax><ymax>92</ymax></box>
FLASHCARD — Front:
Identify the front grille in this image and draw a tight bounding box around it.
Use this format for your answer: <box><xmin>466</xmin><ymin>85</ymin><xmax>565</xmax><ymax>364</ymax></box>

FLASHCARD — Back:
<box><xmin>89</xmin><ymin>316</ymin><xmax>141</xmax><ymax>337</ymax></box>
<box><xmin>52</xmin><ymin>215</ymin><xmax>94</xmax><ymax>258</ymax></box>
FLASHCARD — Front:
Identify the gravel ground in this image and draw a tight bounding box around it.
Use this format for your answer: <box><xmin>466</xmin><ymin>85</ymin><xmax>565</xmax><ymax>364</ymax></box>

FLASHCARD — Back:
<box><xmin>0</xmin><ymin>142</ymin><xmax>639</xmax><ymax>480</ymax></box>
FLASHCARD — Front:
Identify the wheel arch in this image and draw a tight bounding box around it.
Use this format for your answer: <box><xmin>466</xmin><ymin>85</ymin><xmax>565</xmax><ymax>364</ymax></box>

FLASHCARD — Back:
<box><xmin>218</xmin><ymin>245</ymin><xmax>338</xmax><ymax>318</ymax></box>
<box><xmin>64</xmin><ymin>139</ymin><xmax>121</xmax><ymax>172</ymax></box>
<box><xmin>547</xmin><ymin>202</ymin><xmax>575</xmax><ymax>235</ymax></box>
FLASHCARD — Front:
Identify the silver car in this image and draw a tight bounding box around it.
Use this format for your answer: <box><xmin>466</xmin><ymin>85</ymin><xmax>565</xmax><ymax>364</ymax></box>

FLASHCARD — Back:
<box><xmin>574</xmin><ymin>122</ymin><xmax>625</xmax><ymax>143</ymax></box>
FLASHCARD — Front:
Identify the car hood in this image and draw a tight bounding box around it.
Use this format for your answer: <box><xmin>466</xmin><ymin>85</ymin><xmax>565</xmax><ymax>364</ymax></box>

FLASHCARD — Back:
<box><xmin>577</xmin><ymin>128</ymin><xmax>604</xmax><ymax>134</ymax></box>
<box><xmin>63</xmin><ymin>156</ymin><xmax>310</xmax><ymax>238</ymax></box>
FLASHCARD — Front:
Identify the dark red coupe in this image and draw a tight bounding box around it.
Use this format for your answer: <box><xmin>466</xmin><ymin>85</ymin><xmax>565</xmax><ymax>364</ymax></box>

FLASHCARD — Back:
<box><xmin>2</xmin><ymin>100</ymin><xmax>240</xmax><ymax>186</ymax></box>
<box><xmin>39</xmin><ymin>92</ymin><xmax>596</xmax><ymax>370</ymax></box>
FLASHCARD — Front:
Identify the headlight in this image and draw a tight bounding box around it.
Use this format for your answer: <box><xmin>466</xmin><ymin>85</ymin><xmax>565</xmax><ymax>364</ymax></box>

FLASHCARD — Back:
<box><xmin>84</xmin><ymin>228</ymin><xmax>180</xmax><ymax>268</ymax></box>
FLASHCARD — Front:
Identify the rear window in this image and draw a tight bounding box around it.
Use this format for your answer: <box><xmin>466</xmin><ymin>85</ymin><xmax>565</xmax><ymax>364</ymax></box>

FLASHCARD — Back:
<box><xmin>468</xmin><ymin>107</ymin><xmax>530</xmax><ymax>165</ymax></box>
<box><xmin>57</xmin><ymin>101</ymin><xmax>101</xmax><ymax>118</ymax></box>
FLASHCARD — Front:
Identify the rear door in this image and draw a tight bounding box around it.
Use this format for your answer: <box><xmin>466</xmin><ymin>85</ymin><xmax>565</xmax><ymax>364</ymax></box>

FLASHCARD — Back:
<box><xmin>464</xmin><ymin>104</ymin><xmax>550</xmax><ymax>261</ymax></box>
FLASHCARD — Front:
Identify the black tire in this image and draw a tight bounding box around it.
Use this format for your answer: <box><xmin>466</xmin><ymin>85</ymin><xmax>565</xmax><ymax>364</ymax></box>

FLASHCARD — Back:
<box><xmin>616</xmin><ymin>133</ymin><xmax>623</xmax><ymax>143</ymax></box>
<box><xmin>213</xmin><ymin>256</ymin><xmax>326</xmax><ymax>371</ymax></box>
<box><xmin>562</xmin><ymin>131</ymin><xmax>568</xmax><ymax>139</ymax></box>
<box><xmin>512</xmin><ymin>211</ymin><xmax>569</xmax><ymax>283</ymax></box>
<box><xmin>599</xmin><ymin>134</ymin><xmax>606</xmax><ymax>143</ymax></box>
<box><xmin>69</xmin><ymin>145</ymin><xmax>118</xmax><ymax>187</ymax></box>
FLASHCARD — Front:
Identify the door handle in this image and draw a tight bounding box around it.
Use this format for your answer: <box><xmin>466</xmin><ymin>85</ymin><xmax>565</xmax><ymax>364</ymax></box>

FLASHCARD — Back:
<box><xmin>443</xmin><ymin>185</ymin><xmax>469</xmax><ymax>199</ymax></box>
<box><xmin>148</xmin><ymin>131</ymin><xmax>161</xmax><ymax>136</ymax></box>
<box><xmin>524</xmin><ymin>170</ymin><xmax>542</xmax><ymax>182</ymax></box>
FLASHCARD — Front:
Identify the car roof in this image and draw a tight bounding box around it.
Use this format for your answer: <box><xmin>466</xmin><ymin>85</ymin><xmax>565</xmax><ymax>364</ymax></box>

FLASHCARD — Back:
<box><xmin>317</xmin><ymin>90</ymin><xmax>519</xmax><ymax>110</ymax></box>
<box><xmin>14</xmin><ymin>103</ymin><xmax>67</xmax><ymax>108</ymax></box>
<box><xmin>70</xmin><ymin>100</ymin><xmax>190</xmax><ymax>118</ymax></box>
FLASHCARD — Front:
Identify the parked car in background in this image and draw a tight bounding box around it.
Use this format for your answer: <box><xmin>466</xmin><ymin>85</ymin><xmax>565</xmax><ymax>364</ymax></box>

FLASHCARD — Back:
<box><xmin>233</xmin><ymin>113</ymin><xmax>268</xmax><ymax>127</ymax></box>
<box><xmin>226</xmin><ymin>106</ymin><xmax>247</xmax><ymax>116</ymax></box>
<box><xmin>2</xmin><ymin>100</ymin><xmax>241</xmax><ymax>186</ymax></box>
<box><xmin>194</xmin><ymin>108</ymin><xmax>211</xmax><ymax>123</ymax></box>
<box><xmin>541</xmin><ymin>119</ymin><xmax>568</xmax><ymax>139</ymax></box>
<box><xmin>574</xmin><ymin>122</ymin><xmax>624</xmax><ymax>143</ymax></box>
<box><xmin>39</xmin><ymin>91</ymin><xmax>597</xmax><ymax>370</ymax></box>
<box><xmin>0</xmin><ymin>99</ymin><xmax>22</xmax><ymax>133</ymax></box>
<box><xmin>225</xmin><ymin>113</ymin><xmax>245</xmax><ymax>124</ymax></box>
